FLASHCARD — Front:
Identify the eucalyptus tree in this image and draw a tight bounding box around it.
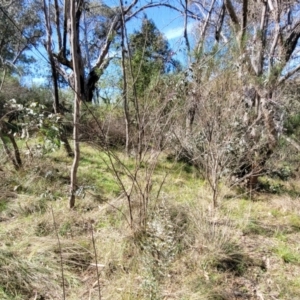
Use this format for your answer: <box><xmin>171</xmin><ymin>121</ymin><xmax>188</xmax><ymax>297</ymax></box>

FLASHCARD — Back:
<box><xmin>219</xmin><ymin>0</ymin><xmax>300</xmax><ymax>186</ymax></box>
<box><xmin>181</xmin><ymin>0</ymin><xmax>300</xmax><ymax>188</ymax></box>
<box><xmin>40</xmin><ymin>0</ymin><xmax>182</xmax><ymax>207</ymax></box>
<box><xmin>129</xmin><ymin>16</ymin><xmax>181</xmax><ymax>98</ymax></box>
<box><xmin>0</xmin><ymin>0</ymin><xmax>42</xmax><ymax>71</ymax></box>
<box><xmin>120</xmin><ymin>15</ymin><xmax>181</xmax><ymax>155</ymax></box>
<box><xmin>41</xmin><ymin>0</ymin><xmax>180</xmax><ymax>103</ymax></box>
<box><xmin>0</xmin><ymin>0</ymin><xmax>42</xmax><ymax>170</ymax></box>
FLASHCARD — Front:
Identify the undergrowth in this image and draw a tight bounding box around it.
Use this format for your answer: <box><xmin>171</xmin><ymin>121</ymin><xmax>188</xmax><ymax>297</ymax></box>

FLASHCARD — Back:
<box><xmin>0</xmin><ymin>143</ymin><xmax>300</xmax><ymax>299</ymax></box>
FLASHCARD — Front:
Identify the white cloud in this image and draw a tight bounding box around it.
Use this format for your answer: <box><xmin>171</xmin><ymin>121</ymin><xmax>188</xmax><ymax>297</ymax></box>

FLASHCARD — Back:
<box><xmin>164</xmin><ymin>22</ymin><xmax>195</xmax><ymax>40</ymax></box>
<box><xmin>32</xmin><ymin>78</ymin><xmax>45</xmax><ymax>84</ymax></box>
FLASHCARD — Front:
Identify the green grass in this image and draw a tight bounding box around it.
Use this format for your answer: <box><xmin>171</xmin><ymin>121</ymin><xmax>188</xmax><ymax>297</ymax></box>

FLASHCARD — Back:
<box><xmin>289</xmin><ymin>214</ymin><xmax>300</xmax><ymax>230</ymax></box>
<box><xmin>274</xmin><ymin>244</ymin><xmax>300</xmax><ymax>264</ymax></box>
<box><xmin>279</xmin><ymin>278</ymin><xmax>300</xmax><ymax>298</ymax></box>
<box><xmin>0</xmin><ymin>201</ymin><xmax>7</xmax><ymax>213</ymax></box>
<box><xmin>1</xmin><ymin>142</ymin><xmax>300</xmax><ymax>299</ymax></box>
<box><xmin>243</xmin><ymin>219</ymin><xmax>276</xmax><ymax>236</ymax></box>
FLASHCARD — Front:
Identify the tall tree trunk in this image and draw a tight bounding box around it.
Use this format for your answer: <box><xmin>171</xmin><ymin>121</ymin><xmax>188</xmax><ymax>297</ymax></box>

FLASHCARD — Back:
<box><xmin>119</xmin><ymin>0</ymin><xmax>130</xmax><ymax>155</ymax></box>
<box><xmin>50</xmin><ymin>57</ymin><xmax>60</xmax><ymax>114</ymax></box>
<box><xmin>69</xmin><ymin>0</ymin><xmax>81</xmax><ymax>209</ymax></box>
<box><xmin>51</xmin><ymin>58</ymin><xmax>74</xmax><ymax>157</ymax></box>
<box><xmin>118</xmin><ymin>0</ymin><xmax>143</xmax><ymax>159</ymax></box>
<box><xmin>186</xmin><ymin>97</ymin><xmax>197</xmax><ymax>138</ymax></box>
<box><xmin>43</xmin><ymin>0</ymin><xmax>73</xmax><ymax>158</ymax></box>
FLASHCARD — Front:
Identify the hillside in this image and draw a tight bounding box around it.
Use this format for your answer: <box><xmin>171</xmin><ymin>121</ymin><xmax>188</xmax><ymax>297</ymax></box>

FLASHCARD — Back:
<box><xmin>1</xmin><ymin>143</ymin><xmax>300</xmax><ymax>300</ymax></box>
<box><xmin>2</xmin><ymin>1</ymin><xmax>300</xmax><ymax>299</ymax></box>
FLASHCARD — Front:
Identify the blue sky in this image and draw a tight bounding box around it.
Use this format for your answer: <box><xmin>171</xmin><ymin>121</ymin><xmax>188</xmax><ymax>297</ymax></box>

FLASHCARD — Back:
<box><xmin>145</xmin><ymin>6</ymin><xmax>195</xmax><ymax>64</ymax></box>
<box><xmin>122</xmin><ymin>1</ymin><xmax>195</xmax><ymax>63</ymax></box>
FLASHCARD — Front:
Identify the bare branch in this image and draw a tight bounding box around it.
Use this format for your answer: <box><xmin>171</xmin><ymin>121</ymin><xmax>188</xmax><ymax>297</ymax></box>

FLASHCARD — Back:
<box><xmin>183</xmin><ymin>0</ymin><xmax>191</xmax><ymax>55</ymax></box>
<box><xmin>279</xmin><ymin>63</ymin><xmax>300</xmax><ymax>84</ymax></box>
<box><xmin>284</xmin><ymin>19</ymin><xmax>300</xmax><ymax>62</ymax></box>
<box><xmin>54</xmin><ymin>0</ymin><xmax>62</xmax><ymax>50</ymax></box>
<box><xmin>93</xmin><ymin>16</ymin><xmax>120</xmax><ymax>70</ymax></box>
<box><xmin>241</xmin><ymin>0</ymin><xmax>248</xmax><ymax>46</ymax></box>
<box><xmin>215</xmin><ymin>3</ymin><xmax>226</xmax><ymax>42</ymax></box>
<box><xmin>283</xmin><ymin>136</ymin><xmax>300</xmax><ymax>152</ymax></box>
<box><xmin>62</xmin><ymin>0</ymin><xmax>69</xmax><ymax>57</ymax></box>
<box><xmin>125</xmin><ymin>2</ymin><xmax>183</xmax><ymax>21</ymax></box>
<box><xmin>53</xmin><ymin>52</ymin><xmax>73</xmax><ymax>69</ymax></box>
<box><xmin>196</xmin><ymin>0</ymin><xmax>217</xmax><ymax>54</ymax></box>
<box><xmin>267</xmin><ymin>0</ymin><xmax>274</xmax><ymax>12</ymax></box>
<box><xmin>225</xmin><ymin>0</ymin><xmax>240</xmax><ymax>31</ymax></box>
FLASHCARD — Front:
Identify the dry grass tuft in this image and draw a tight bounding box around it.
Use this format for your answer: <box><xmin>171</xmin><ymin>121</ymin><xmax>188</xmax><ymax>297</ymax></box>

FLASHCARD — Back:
<box><xmin>0</xmin><ymin>248</ymin><xmax>64</xmax><ymax>299</ymax></box>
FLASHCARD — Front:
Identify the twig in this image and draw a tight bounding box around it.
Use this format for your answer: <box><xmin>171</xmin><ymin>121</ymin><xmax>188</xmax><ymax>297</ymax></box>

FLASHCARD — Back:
<box><xmin>51</xmin><ymin>205</ymin><xmax>66</xmax><ymax>300</ymax></box>
<box><xmin>86</xmin><ymin>190</ymin><xmax>131</xmax><ymax>228</ymax></box>
<box><xmin>0</xmin><ymin>67</ymin><xmax>7</xmax><ymax>92</ymax></box>
<box><xmin>91</xmin><ymin>223</ymin><xmax>101</xmax><ymax>300</ymax></box>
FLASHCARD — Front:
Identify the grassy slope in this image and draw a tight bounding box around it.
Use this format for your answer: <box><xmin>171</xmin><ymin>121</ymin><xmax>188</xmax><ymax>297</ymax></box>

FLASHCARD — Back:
<box><xmin>0</xmin><ymin>143</ymin><xmax>300</xmax><ymax>300</ymax></box>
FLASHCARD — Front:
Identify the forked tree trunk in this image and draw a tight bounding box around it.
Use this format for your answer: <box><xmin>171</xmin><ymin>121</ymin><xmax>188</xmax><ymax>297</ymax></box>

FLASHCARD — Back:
<box><xmin>7</xmin><ymin>133</ymin><xmax>22</xmax><ymax>169</ymax></box>
<box><xmin>60</xmin><ymin>133</ymin><xmax>74</xmax><ymax>158</ymax></box>
<box><xmin>69</xmin><ymin>0</ymin><xmax>81</xmax><ymax>208</ymax></box>
<box><xmin>0</xmin><ymin>133</ymin><xmax>22</xmax><ymax>170</ymax></box>
<box><xmin>51</xmin><ymin>57</ymin><xmax>74</xmax><ymax>158</ymax></box>
<box><xmin>43</xmin><ymin>0</ymin><xmax>73</xmax><ymax>158</ymax></box>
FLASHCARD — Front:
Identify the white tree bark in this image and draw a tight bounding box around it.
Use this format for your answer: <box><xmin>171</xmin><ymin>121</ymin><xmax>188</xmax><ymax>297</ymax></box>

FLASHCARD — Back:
<box><xmin>69</xmin><ymin>0</ymin><xmax>81</xmax><ymax>208</ymax></box>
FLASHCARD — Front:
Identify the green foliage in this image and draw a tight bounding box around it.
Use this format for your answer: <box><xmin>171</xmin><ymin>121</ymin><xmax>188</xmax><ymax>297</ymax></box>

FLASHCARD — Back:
<box><xmin>59</xmin><ymin>221</ymin><xmax>72</xmax><ymax>236</ymax></box>
<box><xmin>0</xmin><ymin>1</ymin><xmax>42</xmax><ymax>71</ymax></box>
<box><xmin>2</xmin><ymin>88</ymin><xmax>68</xmax><ymax>154</ymax></box>
<box><xmin>0</xmin><ymin>79</ymin><xmax>53</xmax><ymax>141</ymax></box>
<box><xmin>274</xmin><ymin>165</ymin><xmax>292</xmax><ymax>181</ymax></box>
<box><xmin>133</xmin><ymin>204</ymin><xmax>178</xmax><ymax>299</ymax></box>
<box><xmin>129</xmin><ymin>16</ymin><xmax>181</xmax><ymax>97</ymax></box>
<box><xmin>285</xmin><ymin>113</ymin><xmax>300</xmax><ymax>136</ymax></box>
<box><xmin>0</xmin><ymin>201</ymin><xmax>7</xmax><ymax>213</ymax></box>
<box><xmin>0</xmin><ymin>75</ymin><xmax>29</xmax><ymax>108</ymax></box>
<box><xmin>258</xmin><ymin>178</ymin><xmax>284</xmax><ymax>194</ymax></box>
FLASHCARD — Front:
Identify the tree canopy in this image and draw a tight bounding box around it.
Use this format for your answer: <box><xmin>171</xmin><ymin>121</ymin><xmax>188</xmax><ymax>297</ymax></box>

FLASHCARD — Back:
<box><xmin>129</xmin><ymin>16</ymin><xmax>181</xmax><ymax>97</ymax></box>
